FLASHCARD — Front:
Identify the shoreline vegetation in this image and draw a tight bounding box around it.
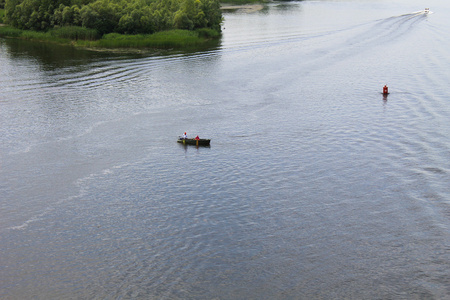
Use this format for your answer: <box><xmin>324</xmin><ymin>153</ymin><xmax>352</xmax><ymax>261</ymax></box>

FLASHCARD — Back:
<box><xmin>0</xmin><ymin>25</ymin><xmax>221</xmax><ymax>50</ymax></box>
<box><xmin>0</xmin><ymin>1</ymin><xmax>266</xmax><ymax>51</ymax></box>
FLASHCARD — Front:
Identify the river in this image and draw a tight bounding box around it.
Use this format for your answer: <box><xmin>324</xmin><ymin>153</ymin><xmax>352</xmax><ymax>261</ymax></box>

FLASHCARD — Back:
<box><xmin>1</xmin><ymin>0</ymin><xmax>449</xmax><ymax>299</ymax></box>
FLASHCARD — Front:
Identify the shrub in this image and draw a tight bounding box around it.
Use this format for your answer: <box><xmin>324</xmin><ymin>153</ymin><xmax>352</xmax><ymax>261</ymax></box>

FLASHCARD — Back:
<box><xmin>50</xmin><ymin>26</ymin><xmax>99</xmax><ymax>40</ymax></box>
<box><xmin>0</xmin><ymin>25</ymin><xmax>22</xmax><ymax>37</ymax></box>
<box><xmin>196</xmin><ymin>28</ymin><xmax>219</xmax><ymax>38</ymax></box>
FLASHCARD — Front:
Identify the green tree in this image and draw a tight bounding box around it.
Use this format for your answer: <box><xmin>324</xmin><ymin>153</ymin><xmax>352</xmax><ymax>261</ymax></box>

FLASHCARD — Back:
<box><xmin>173</xmin><ymin>10</ymin><xmax>192</xmax><ymax>30</ymax></box>
<box><xmin>5</xmin><ymin>0</ymin><xmax>222</xmax><ymax>34</ymax></box>
<box><xmin>200</xmin><ymin>0</ymin><xmax>222</xmax><ymax>31</ymax></box>
<box><xmin>4</xmin><ymin>0</ymin><xmax>20</xmax><ymax>27</ymax></box>
<box><xmin>88</xmin><ymin>0</ymin><xmax>121</xmax><ymax>34</ymax></box>
<box><xmin>72</xmin><ymin>5</ymin><xmax>81</xmax><ymax>25</ymax></box>
<box><xmin>118</xmin><ymin>13</ymin><xmax>135</xmax><ymax>34</ymax></box>
<box><xmin>80</xmin><ymin>5</ymin><xmax>98</xmax><ymax>29</ymax></box>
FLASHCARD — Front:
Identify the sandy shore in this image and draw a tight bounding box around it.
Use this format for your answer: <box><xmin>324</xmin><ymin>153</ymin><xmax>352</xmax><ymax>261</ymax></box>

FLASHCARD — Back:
<box><xmin>221</xmin><ymin>4</ymin><xmax>265</xmax><ymax>13</ymax></box>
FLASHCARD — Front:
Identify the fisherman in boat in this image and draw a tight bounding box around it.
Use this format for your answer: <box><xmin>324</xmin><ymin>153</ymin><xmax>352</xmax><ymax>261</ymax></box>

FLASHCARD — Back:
<box><xmin>182</xmin><ymin>132</ymin><xmax>187</xmax><ymax>139</ymax></box>
<box><xmin>194</xmin><ymin>135</ymin><xmax>200</xmax><ymax>140</ymax></box>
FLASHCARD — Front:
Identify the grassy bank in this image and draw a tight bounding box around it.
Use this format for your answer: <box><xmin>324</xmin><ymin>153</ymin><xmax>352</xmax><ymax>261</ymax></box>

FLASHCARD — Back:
<box><xmin>0</xmin><ymin>26</ymin><xmax>96</xmax><ymax>45</ymax></box>
<box><xmin>79</xmin><ymin>29</ymin><xmax>219</xmax><ymax>49</ymax></box>
<box><xmin>0</xmin><ymin>25</ymin><xmax>220</xmax><ymax>50</ymax></box>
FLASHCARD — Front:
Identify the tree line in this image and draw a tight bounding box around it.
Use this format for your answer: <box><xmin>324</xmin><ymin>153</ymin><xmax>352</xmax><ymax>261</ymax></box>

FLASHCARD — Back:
<box><xmin>4</xmin><ymin>0</ymin><xmax>222</xmax><ymax>35</ymax></box>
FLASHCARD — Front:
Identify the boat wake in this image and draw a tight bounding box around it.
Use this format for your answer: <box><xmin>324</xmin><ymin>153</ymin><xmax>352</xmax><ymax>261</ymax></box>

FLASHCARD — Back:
<box><xmin>269</xmin><ymin>9</ymin><xmax>431</xmax><ymax>80</ymax></box>
<box><xmin>350</xmin><ymin>10</ymin><xmax>429</xmax><ymax>44</ymax></box>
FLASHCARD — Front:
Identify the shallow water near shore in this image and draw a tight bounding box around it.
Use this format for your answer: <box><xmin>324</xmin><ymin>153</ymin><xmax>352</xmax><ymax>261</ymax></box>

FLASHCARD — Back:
<box><xmin>1</xmin><ymin>0</ymin><xmax>449</xmax><ymax>298</ymax></box>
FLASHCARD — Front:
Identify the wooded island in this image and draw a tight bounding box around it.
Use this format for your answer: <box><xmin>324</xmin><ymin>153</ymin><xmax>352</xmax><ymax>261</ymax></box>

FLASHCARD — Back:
<box><xmin>0</xmin><ymin>0</ymin><xmax>225</xmax><ymax>49</ymax></box>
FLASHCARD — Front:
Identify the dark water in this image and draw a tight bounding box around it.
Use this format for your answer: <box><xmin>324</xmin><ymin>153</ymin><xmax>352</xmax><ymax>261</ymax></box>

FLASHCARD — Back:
<box><xmin>1</xmin><ymin>0</ymin><xmax>449</xmax><ymax>298</ymax></box>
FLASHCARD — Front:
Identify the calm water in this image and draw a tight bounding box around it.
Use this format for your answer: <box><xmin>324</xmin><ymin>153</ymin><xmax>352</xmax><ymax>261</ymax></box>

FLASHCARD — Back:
<box><xmin>1</xmin><ymin>0</ymin><xmax>449</xmax><ymax>298</ymax></box>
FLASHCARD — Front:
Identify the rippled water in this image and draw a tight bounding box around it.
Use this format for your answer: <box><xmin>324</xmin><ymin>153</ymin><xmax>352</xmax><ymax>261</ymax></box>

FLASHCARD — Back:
<box><xmin>1</xmin><ymin>0</ymin><xmax>449</xmax><ymax>299</ymax></box>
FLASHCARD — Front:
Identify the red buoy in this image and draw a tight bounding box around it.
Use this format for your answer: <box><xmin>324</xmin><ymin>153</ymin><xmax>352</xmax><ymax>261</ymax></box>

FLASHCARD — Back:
<box><xmin>383</xmin><ymin>85</ymin><xmax>389</xmax><ymax>95</ymax></box>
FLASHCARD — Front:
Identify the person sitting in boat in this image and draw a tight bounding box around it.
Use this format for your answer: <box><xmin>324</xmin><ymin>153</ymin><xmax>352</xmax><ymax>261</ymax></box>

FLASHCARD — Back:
<box><xmin>194</xmin><ymin>135</ymin><xmax>200</xmax><ymax>140</ymax></box>
<box><xmin>182</xmin><ymin>132</ymin><xmax>187</xmax><ymax>139</ymax></box>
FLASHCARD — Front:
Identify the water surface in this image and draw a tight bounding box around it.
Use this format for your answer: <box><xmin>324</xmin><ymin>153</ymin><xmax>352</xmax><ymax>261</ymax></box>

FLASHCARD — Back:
<box><xmin>1</xmin><ymin>0</ymin><xmax>449</xmax><ymax>298</ymax></box>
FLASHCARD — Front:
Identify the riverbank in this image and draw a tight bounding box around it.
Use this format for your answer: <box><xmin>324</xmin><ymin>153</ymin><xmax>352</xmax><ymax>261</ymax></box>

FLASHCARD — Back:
<box><xmin>0</xmin><ymin>26</ymin><xmax>220</xmax><ymax>51</ymax></box>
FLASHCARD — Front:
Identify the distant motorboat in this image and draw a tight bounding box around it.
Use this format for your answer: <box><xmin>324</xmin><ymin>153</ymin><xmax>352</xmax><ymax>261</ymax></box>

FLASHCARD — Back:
<box><xmin>424</xmin><ymin>8</ymin><xmax>430</xmax><ymax>13</ymax></box>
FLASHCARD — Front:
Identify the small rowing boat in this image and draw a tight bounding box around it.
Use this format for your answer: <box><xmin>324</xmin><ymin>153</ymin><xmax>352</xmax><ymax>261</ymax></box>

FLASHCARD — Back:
<box><xmin>177</xmin><ymin>138</ymin><xmax>211</xmax><ymax>146</ymax></box>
